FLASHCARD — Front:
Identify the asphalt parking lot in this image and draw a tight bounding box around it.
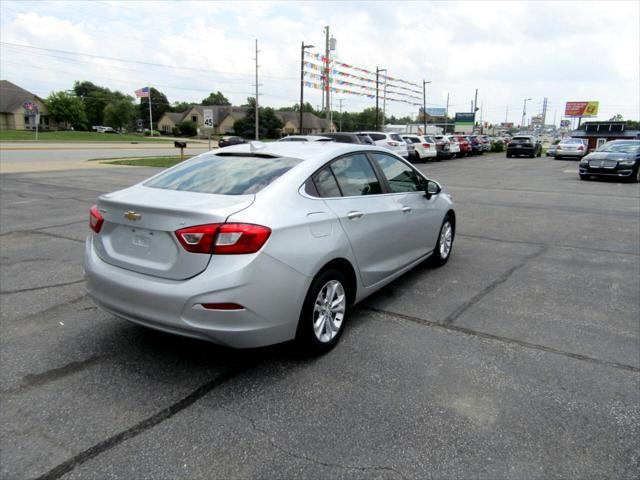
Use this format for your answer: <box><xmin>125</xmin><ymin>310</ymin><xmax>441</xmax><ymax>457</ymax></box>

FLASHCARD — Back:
<box><xmin>1</xmin><ymin>153</ymin><xmax>638</xmax><ymax>479</ymax></box>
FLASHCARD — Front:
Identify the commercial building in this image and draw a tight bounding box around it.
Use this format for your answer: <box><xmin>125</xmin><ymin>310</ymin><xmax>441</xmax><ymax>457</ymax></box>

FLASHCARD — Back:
<box><xmin>570</xmin><ymin>121</ymin><xmax>640</xmax><ymax>151</ymax></box>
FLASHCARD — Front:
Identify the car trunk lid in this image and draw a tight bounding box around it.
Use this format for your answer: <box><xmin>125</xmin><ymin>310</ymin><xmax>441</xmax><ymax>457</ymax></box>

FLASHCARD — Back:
<box><xmin>93</xmin><ymin>185</ymin><xmax>254</xmax><ymax>280</ymax></box>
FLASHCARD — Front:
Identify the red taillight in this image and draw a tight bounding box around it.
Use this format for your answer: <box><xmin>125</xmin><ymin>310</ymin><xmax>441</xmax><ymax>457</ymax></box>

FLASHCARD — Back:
<box><xmin>422</xmin><ymin>143</ymin><xmax>430</xmax><ymax>148</ymax></box>
<box><xmin>175</xmin><ymin>223</ymin><xmax>271</xmax><ymax>255</ymax></box>
<box><xmin>175</xmin><ymin>223</ymin><xmax>221</xmax><ymax>253</ymax></box>
<box><xmin>577</xmin><ymin>145</ymin><xmax>584</xmax><ymax>150</ymax></box>
<box><xmin>89</xmin><ymin>205</ymin><xmax>104</xmax><ymax>233</ymax></box>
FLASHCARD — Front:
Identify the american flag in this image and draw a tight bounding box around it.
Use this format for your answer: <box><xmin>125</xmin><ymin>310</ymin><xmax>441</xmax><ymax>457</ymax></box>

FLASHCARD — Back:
<box><xmin>135</xmin><ymin>87</ymin><xmax>150</xmax><ymax>98</ymax></box>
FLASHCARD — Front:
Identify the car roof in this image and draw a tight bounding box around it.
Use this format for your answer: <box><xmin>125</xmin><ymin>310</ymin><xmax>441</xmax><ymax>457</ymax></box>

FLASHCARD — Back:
<box><xmin>279</xmin><ymin>135</ymin><xmax>332</xmax><ymax>141</ymax></box>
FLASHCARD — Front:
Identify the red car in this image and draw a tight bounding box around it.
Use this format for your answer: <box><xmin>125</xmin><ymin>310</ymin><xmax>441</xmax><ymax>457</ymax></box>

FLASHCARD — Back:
<box><xmin>453</xmin><ymin>135</ymin><xmax>472</xmax><ymax>157</ymax></box>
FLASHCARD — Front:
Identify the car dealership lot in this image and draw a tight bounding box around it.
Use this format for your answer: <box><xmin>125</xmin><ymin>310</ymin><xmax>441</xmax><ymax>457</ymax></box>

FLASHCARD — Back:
<box><xmin>1</xmin><ymin>154</ymin><xmax>638</xmax><ymax>479</ymax></box>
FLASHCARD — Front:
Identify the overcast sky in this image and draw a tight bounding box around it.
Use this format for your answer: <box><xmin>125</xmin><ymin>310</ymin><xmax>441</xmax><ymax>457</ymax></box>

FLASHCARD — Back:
<box><xmin>1</xmin><ymin>0</ymin><xmax>638</xmax><ymax>125</ymax></box>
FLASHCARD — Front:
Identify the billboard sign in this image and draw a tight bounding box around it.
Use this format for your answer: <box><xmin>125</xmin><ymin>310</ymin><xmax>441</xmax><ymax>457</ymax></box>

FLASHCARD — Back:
<box><xmin>500</xmin><ymin>122</ymin><xmax>514</xmax><ymax>128</ymax></box>
<box><xmin>564</xmin><ymin>101</ymin><xmax>599</xmax><ymax>117</ymax></box>
<box><xmin>425</xmin><ymin>107</ymin><xmax>446</xmax><ymax>116</ymax></box>
<box><xmin>454</xmin><ymin>112</ymin><xmax>475</xmax><ymax>133</ymax></box>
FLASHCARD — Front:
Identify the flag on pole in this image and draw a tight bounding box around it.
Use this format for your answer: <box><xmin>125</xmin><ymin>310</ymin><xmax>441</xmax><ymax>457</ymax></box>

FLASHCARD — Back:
<box><xmin>135</xmin><ymin>87</ymin><xmax>150</xmax><ymax>98</ymax></box>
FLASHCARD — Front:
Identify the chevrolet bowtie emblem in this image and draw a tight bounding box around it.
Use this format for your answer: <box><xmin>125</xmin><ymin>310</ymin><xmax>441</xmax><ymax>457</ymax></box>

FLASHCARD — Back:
<box><xmin>124</xmin><ymin>211</ymin><xmax>141</xmax><ymax>221</ymax></box>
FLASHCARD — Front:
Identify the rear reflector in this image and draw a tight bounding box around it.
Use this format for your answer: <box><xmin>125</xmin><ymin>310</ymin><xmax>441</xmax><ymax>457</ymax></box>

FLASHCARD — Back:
<box><xmin>175</xmin><ymin>223</ymin><xmax>271</xmax><ymax>254</ymax></box>
<box><xmin>89</xmin><ymin>205</ymin><xmax>104</xmax><ymax>233</ymax></box>
<box><xmin>201</xmin><ymin>302</ymin><xmax>244</xmax><ymax>310</ymax></box>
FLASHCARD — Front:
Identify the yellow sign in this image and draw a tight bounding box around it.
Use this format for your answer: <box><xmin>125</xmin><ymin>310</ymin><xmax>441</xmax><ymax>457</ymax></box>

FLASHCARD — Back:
<box><xmin>565</xmin><ymin>101</ymin><xmax>599</xmax><ymax>117</ymax></box>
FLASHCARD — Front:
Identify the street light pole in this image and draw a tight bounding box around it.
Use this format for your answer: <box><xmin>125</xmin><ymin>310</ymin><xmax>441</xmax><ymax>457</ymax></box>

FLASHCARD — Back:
<box><xmin>300</xmin><ymin>42</ymin><xmax>314</xmax><ymax>134</ymax></box>
<box><xmin>521</xmin><ymin>98</ymin><xmax>532</xmax><ymax>130</ymax></box>
<box><xmin>422</xmin><ymin>80</ymin><xmax>431</xmax><ymax>135</ymax></box>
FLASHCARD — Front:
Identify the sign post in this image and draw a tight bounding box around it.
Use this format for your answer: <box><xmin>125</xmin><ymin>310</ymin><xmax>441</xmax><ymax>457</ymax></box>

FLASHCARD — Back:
<box><xmin>203</xmin><ymin>109</ymin><xmax>214</xmax><ymax>151</ymax></box>
<box><xmin>174</xmin><ymin>141</ymin><xmax>187</xmax><ymax>162</ymax></box>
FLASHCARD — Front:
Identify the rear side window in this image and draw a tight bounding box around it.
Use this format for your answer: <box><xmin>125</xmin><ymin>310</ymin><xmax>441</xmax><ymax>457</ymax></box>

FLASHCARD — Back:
<box><xmin>368</xmin><ymin>133</ymin><xmax>386</xmax><ymax>141</ymax></box>
<box><xmin>331</xmin><ymin>134</ymin><xmax>355</xmax><ymax>143</ymax></box>
<box><xmin>145</xmin><ymin>154</ymin><xmax>300</xmax><ymax>195</ymax></box>
<box><xmin>313</xmin><ymin>167</ymin><xmax>341</xmax><ymax>197</ymax></box>
<box><xmin>390</xmin><ymin>134</ymin><xmax>403</xmax><ymax>142</ymax></box>
<box><xmin>330</xmin><ymin>154</ymin><xmax>382</xmax><ymax>196</ymax></box>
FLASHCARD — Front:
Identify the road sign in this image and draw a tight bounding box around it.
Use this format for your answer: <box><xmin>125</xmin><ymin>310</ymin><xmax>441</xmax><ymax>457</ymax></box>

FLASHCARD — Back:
<box><xmin>23</xmin><ymin>101</ymin><xmax>39</xmax><ymax>116</ymax></box>
<box><xmin>203</xmin><ymin>109</ymin><xmax>214</xmax><ymax>129</ymax></box>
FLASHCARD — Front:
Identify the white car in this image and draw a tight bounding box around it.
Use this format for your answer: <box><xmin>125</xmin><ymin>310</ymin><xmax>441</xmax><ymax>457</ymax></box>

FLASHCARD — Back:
<box><xmin>278</xmin><ymin>135</ymin><xmax>333</xmax><ymax>142</ymax></box>
<box><xmin>445</xmin><ymin>136</ymin><xmax>461</xmax><ymax>155</ymax></box>
<box><xmin>357</xmin><ymin>132</ymin><xmax>409</xmax><ymax>159</ymax></box>
<box><xmin>401</xmin><ymin>135</ymin><xmax>437</xmax><ymax>162</ymax></box>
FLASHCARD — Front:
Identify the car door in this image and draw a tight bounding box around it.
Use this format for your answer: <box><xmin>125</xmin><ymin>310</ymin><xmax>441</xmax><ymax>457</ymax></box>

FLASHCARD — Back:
<box><xmin>369</xmin><ymin>152</ymin><xmax>442</xmax><ymax>260</ymax></box>
<box><xmin>314</xmin><ymin>152</ymin><xmax>409</xmax><ymax>287</ymax></box>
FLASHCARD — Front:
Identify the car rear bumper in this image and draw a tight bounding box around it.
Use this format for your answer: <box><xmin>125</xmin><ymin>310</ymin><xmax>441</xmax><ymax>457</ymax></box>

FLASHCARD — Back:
<box><xmin>84</xmin><ymin>236</ymin><xmax>310</xmax><ymax>348</ymax></box>
<box><xmin>556</xmin><ymin>150</ymin><xmax>585</xmax><ymax>158</ymax></box>
<box><xmin>507</xmin><ymin>147</ymin><xmax>535</xmax><ymax>155</ymax></box>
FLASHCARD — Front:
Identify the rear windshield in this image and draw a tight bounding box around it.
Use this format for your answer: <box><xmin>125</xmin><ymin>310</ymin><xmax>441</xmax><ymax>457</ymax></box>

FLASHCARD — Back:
<box><xmin>145</xmin><ymin>154</ymin><xmax>301</xmax><ymax>195</ymax></box>
<box><xmin>390</xmin><ymin>133</ymin><xmax>403</xmax><ymax>142</ymax></box>
<box><xmin>561</xmin><ymin>138</ymin><xmax>584</xmax><ymax>144</ymax></box>
<box><xmin>279</xmin><ymin>137</ymin><xmax>307</xmax><ymax>142</ymax></box>
<box><xmin>511</xmin><ymin>137</ymin><xmax>533</xmax><ymax>143</ymax></box>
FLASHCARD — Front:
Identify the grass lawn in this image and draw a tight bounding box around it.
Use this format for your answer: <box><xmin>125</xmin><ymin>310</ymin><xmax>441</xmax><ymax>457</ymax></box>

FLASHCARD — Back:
<box><xmin>101</xmin><ymin>156</ymin><xmax>192</xmax><ymax>168</ymax></box>
<box><xmin>0</xmin><ymin>130</ymin><xmax>171</xmax><ymax>142</ymax></box>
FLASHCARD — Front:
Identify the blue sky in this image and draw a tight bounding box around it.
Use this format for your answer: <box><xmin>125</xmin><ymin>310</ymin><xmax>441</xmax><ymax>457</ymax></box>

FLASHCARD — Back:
<box><xmin>1</xmin><ymin>1</ymin><xmax>638</xmax><ymax>125</ymax></box>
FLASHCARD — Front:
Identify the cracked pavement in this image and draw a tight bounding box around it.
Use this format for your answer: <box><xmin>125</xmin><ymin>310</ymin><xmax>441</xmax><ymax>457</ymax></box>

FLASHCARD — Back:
<box><xmin>0</xmin><ymin>154</ymin><xmax>638</xmax><ymax>479</ymax></box>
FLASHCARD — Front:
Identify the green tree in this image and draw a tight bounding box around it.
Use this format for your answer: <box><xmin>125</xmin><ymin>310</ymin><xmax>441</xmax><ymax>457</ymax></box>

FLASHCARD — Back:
<box><xmin>201</xmin><ymin>91</ymin><xmax>230</xmax><ymax>106</ymax></box>
<box><xmin>177</xmin><ymin>120</ymin><xmax>197</xmax><ymax>137</ymax></box>
<box><xmin>279</xmin><ymin>102</ymin><xmax>318</xmax><ymax>114</ymax></box>
<box><xmin>608</xmin><ymin>114</ymin><xmax>624</xmax><ymax>121</ymax></box>
<box><xmin>46</xmin><ymin>91</ymin><xmax>88</xmax><ymax>130</ymax></box>
<box><xmin>233</xmin><ymin>99</ymin><xmax>283</xmax><ymax>139</ymax></box>
<box><xmin>171</xmin><ymin>101</ymin><xmax>193</xmax><ymax>112</ymax></box>
<box><xmin>73</xmin><ymin>80</ymin><xmax>129</xmax><ymax>127</ymax></box>
<box><xmin>103</xmin><ymin>98</ymin><xmax>136</xmax><ymax>130</ymax></box>
<box><xmin>139</xmin><ymin>87</ymin><xmax>170</xmax><ymax>128</ymax></box>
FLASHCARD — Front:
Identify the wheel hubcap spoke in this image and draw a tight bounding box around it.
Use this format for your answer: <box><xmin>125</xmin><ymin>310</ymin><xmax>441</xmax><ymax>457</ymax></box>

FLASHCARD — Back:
<box><xmin>312</xmin><ymin>280</ymin><xmax>346</xmax><ymax>343</ymax></box>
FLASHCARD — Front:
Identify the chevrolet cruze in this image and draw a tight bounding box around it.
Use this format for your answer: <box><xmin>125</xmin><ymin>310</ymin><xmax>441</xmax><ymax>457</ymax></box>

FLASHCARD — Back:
<box><xmin>84</xmin><ymin>142</ymin><xmax>456</xmax><ymax>353</ymax></box>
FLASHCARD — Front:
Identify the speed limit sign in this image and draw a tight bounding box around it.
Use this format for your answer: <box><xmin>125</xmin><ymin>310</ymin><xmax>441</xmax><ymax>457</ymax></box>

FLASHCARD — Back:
<box><xmin>203</xmin><ymin>109</ymin><xmax>214</xmax><ymax>129</ymax></box>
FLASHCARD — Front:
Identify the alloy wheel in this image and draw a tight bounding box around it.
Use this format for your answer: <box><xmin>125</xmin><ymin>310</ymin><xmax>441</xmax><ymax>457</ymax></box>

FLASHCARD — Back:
<box><xmin>312</xmin><ymin>280</ymin><xmax>346</xmax><ymax>343</ymax></box>
<box><xmin>439</xmin><ymin>221</ymin><xmax>453</xmax><ymax>259</ymax></box>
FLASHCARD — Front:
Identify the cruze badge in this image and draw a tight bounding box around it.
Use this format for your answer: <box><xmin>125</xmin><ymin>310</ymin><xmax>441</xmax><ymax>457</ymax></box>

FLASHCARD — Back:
<box><xmin>124</xmin><ymin>211</ymin><xmax>141</xmax><ymax>221</ymax></box>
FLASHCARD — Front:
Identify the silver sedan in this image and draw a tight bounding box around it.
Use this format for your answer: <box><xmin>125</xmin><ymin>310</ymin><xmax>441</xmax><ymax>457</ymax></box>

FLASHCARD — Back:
<box><xmin>84</xmin><ymin>142</ymin><xmax>456</xmax><ymax>353</ymax></box>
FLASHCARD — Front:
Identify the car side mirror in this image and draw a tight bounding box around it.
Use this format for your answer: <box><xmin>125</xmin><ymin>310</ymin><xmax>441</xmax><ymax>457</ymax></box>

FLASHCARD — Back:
<box><xmin>425</xmin><ymin>180</ymin><xmax>441</xmax><ymax>199</ymax></box>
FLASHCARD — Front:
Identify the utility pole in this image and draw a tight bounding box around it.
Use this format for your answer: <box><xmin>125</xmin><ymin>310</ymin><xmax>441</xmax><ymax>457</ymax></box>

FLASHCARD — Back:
<box><xmin>473</xmin><ymin>88</ymin><xmax>478</xmax><ymax>131</ymax></box>
<box><xmin>444</xmin><ymin>92</ymin><xmax>450</xmax><ymax>133</ymax></box>
<box><xmin>300</xmin><ymin>41</ymin><xmax>314</xmax><ymax>134</ymax></box>
<box><xmin>505</xmin><ymin>106</ymin><xmax>509</xmax><ymax>123</ymax></box>
<box><xmin>382</xmin><ymin>72</ymin><xmax>388</xmax><ymax>121</ymax></box>
<box><xmin>541</xmin><ymin>97</ymin><xmax>548</xmax><ymax>127</ymax></box>
<box><xmin>338</xmin><ymin>99</ymin><xmax>344</xmax><ymax>131</ymax></box>
<box><xmin>375</xmin><ymin>67</ymin><xmax>386</xmax><ymax>131</ymax></box>
<box><xmin>254</xmin><ymin>39</ymin><xmax>260</xmax><ymax>140</ymax></box>
<box><xmin>324</xmin><ymin>26</ymin><xmax>330</xmax><ymax>116</ymax></box>
<box><xmin>553</xmin><ymin>109</ymin><xmax>557</xmax><ymax>127</ymax></box>
<box><xmin>480</xmin><ymin>101</ymin><xmax>484</xmax><ymax>134</ymax></box>
<box><xmin>422</xmin><ymin>80</ymin><xmax>431</xmax><ymax>135</ymax></box>
<box><xmin>521</xmin><ymin>97</ymin><xmax>531</xmax><ymax>130</ymax></box>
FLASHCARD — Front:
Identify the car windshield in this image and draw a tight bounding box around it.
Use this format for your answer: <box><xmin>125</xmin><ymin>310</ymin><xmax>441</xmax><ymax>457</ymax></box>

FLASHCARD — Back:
<box><xmin>597</xmin><ymin>141</ymin><xmax>640</xmax><ymax>153</ymax></box>
<box><xmin>145</xmin><ymin>154</ymin><xmax>301</xmax><ymax>195</ymax></box>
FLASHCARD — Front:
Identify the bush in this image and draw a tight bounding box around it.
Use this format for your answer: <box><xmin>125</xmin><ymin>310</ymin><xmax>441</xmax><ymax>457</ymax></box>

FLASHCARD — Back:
<box><xmin>171</xmin><ymin>126</ymin><xmax>180</xmax><ymax>136</ymax></box>
<box><xmin>491</xmin><ymin>140</ymin><xmax>505</xmax><ymax>153</ymax></box>
<box><xmin>177</xmin><ymin>120</ymin><xmax>197</xmax><ymax>137</ymax></box>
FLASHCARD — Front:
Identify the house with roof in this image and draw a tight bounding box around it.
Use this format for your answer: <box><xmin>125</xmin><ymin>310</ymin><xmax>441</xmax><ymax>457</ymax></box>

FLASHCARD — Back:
<box><xmin>0</xmin><ymin>80</ymin><xmax>55</xmax><ymax>131</ymax></box>
<box><xmin>157</xmin><ymin>105</ymin><xmax>249</xmax><ymax>136</ymax></box>
<box><xmin>570</xmin><ymin>121</ymin><xmax>640</xmax><ymax>151</ymax></box>
<box><xmin>276</xmin><ymin>111</ymin><xmax>335</xmax><ymax>135</ymax></box>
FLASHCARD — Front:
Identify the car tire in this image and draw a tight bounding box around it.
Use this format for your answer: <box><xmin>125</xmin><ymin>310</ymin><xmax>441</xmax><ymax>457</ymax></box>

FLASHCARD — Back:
<box><xmin>555</xmin><ymin>155</ymin><xmax>562</xmax><ymax>160</ymax></box>
<box><xmin>428</xmin><ymin>215</ymin><xmax>454</xmax><ymax>267</ymax></box>
<box><xmin>579</xmin><ymin>174</ymin><xmax>590</xmax><ymax>181</ymax></box>
<box><xmin>632</xmin><ymin>167</ymin><xmax>640</xmax><ymax>183</ymax></box>
<box><xmin>295</xmin><ymin>268</ymin><xmax>349</xmax><ymax>355</ymax></box>
<box><xmin>506</xmin><ymin>153</ymin><xmax>512</xmax><ymax>158</ymax></box>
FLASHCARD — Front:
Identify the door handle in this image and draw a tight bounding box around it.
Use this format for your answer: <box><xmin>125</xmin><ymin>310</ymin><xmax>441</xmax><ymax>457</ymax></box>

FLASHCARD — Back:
<box><xmin>401</xmin><ymin>206</ymin><xmax>412</xmax><ymax>213</ymax></box>
<box><xmin>347</xmin><ymin>211</ymin><xmax>364</xmax><ymax>220</ymax></box>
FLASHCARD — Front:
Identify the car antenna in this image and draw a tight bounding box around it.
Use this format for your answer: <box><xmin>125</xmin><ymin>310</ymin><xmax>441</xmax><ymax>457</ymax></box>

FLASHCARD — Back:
<box><xmin>249</xmin><ymin>141</ymin><xmax>266</xmax><ymax>153</ymax></box>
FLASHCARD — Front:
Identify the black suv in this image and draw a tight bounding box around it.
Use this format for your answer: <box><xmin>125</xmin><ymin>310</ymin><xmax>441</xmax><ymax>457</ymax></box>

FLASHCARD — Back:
<box><xmin>506</xmin><ymin>136</ymin><xmax>542</xmax><ymax>158</ymax></box>
<box><xmin>320</xmin><ymin>132</ymin><xmax>374</xmax><ymax>145</ymax></box>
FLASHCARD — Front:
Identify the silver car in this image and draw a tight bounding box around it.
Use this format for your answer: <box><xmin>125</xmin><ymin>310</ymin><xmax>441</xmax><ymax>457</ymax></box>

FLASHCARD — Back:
<box><xmin>85</xmin><ymin>142</ymin><xmax>455</xmax><ymax>353</ymax></box>
<box><xmin>555</xmin><ymin>138</ymin><xmax>589</xmax><ymax>159</ymax></box>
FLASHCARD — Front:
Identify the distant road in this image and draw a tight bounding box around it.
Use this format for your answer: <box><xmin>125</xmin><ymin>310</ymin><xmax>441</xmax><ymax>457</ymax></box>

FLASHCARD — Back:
<box><xmin>0</xmin><ymin>142</ymin><xmax>212</xmax><ymax>173</ymax></box>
